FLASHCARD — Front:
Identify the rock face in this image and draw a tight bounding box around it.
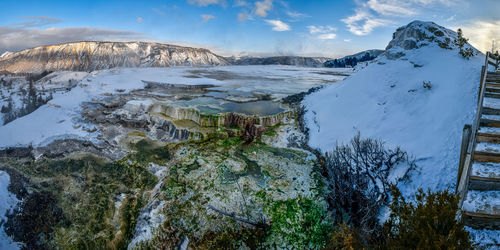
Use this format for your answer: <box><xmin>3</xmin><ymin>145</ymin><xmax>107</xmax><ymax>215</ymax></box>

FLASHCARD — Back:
<box><xmin>0</xmin><ymin>41</ymin><xmax>229</xmax><ymax>73</ymax></box>
<box><xmin>385</xmin><ymin>20</ymin><xmax>457</xmax><ymax>51</ymax></box>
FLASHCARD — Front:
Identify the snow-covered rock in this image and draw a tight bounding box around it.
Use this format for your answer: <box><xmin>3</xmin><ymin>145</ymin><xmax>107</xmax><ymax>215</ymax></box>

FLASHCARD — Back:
<box><xmin>0</xmin><ymin>51</ymin><xmax>12</xmax><ymax>59</ymax></box>
<box><xmin>0</xmin><ymin>42</ymin><xmax>229</xmax><ymax>73</ymax></box>
<box><xmin>386</xmin><ymin>20</ymin><xmax>457</xmax><ymax>51</ymax></box>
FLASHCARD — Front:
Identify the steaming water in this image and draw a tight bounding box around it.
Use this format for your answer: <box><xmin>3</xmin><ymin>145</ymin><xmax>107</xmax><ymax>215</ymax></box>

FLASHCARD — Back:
<box><xmin>137</xmin><ymin>66</ymin><xmax>351</xmax><ymax>117</ymax></box>
<box><xmin>221</xmin><ymin>101</ymin><xmax>285</xmax><ymax>116</ymax></box>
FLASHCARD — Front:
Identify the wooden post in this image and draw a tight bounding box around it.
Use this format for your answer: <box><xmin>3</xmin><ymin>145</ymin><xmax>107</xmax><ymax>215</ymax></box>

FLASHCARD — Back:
<box><xmin>479</xmin><ymin>66</ymin><xmax>485</xmax><ymax>104</ymax></box>
<box><xmin>457</xmin><ymin>124</ymin><xmax>472</xmax><ymax>192</ymax></box>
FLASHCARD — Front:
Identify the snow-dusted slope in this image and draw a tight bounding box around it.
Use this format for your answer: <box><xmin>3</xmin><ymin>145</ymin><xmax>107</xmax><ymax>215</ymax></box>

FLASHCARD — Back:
<box><xmin>0</xmin><ymin>51</ymin><xmax>12</xmax><ymax>59</ymax></box>
<box><xmin>304</xmin><ymin>21</ymin><xmax>482</xmax><ymax>194</ymax></box>
<box><xmin>0</xmin><ymin>171</ymin><xmax>20</xmax><ymax>249</ymax></box>
<box><xmin>303</xmin><ymin>20</ymin><xmax>500</xmax><ymax>244</ymax></box>
<box><xmin>0</xmin><ymin>41</ymin><xmax>228</xmax><ymax>73</ymax></box>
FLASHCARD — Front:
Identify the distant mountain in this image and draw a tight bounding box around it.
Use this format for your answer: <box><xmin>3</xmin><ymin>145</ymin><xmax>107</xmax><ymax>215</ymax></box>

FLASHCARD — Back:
<box><xmin>324</xmin><ymin>49</ymin><xmax>384</xmax><ymax>68</ymax></box>
<box><xmin>0</xmin><ymin>41</ymin><xmax>229</xmax><ymax>73</ymax></box>
<box><xmin>229</xmin><ymin>56</ymin><xmax>330</xmax><ymax>67</ymax></box>
<box><xmin>0</xmin><ymin>51</ymin><xmax>13</xmax><ymax>58</ymax></box>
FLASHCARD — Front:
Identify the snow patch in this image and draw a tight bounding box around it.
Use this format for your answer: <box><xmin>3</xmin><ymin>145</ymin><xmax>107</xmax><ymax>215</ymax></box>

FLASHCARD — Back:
<box><xmin>0</xmin><ymin>171</ymin><xmax>20</xmax><ymax>249</ymax></box>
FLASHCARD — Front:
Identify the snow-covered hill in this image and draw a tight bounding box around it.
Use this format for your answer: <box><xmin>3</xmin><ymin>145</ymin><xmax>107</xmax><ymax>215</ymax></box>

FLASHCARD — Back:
<box><xmin>304</xmin><ymin>20</ymin><xmax>499</xmax><ymax>244</ymax></box>
<box><xmin>304</xmin><ymin>20</ymin><xmax>481</xmax><ymax>194</ymax></box>
<box><xmin>0</xmin><ymin>41</ymin><xmax>229</xmax><ymax>73</ymax></box>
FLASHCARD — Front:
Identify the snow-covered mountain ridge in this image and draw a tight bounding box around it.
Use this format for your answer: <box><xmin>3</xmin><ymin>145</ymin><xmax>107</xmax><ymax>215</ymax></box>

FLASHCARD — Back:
<box><xmin>0</xmin><ymin>41</ymin><xmax>229</xmax><ymax>73</ymax></box>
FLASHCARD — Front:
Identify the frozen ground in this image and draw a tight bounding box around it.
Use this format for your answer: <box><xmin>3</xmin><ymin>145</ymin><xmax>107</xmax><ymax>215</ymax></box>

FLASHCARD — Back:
<box><xmin>0</xmin><ymin>66</ymin><xmax>351</xmax><ymax>149</ymax></box>
<box><xmin>0</xmin><ymin>171</ymin><xmax>20</xmax><ymax>249</ymax></box>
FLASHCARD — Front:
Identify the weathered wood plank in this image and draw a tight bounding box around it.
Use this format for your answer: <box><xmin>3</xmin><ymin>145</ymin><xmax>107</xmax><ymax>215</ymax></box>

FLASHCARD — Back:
<box><xmin>469</xmin><ymin>175</ymin><xmax>500</xmax><ymax>191</ymax></box>
<box><xmin>477</xmin><ymin>133</ymin><xmax>500</xmax><ymax>143</ymax></box>
<box><xmin>484</xmin><ymin>92</ymin><xmax>500</xmax><ymax>99</ymax></box>
<box><xmin>480</xmin><ymin>118</ymin><xmax>500</xmax><ymax>128</ymax></box>
<box><xmin>462</xmin><ymin>211</ymin><xmax>500</xmax><ymax>229</ymax></box>
<box><xmin>485</xmin><ymin>87</ymin><xmax>500</xmax><ymax>93</ymax></box>
<box><xmin>474</xmin><ymin>151</ymin><xmax>500</xmax><ymax>163</ymax></box>
<box><xmin>486</xmin><ymin>83</ymin><xmax>500</xmax><ymax>88</ymax></box>
<box><xmin>482</xmin><ymin>107</ymin><xmax>500</xmax><ymax>115</ymax></box>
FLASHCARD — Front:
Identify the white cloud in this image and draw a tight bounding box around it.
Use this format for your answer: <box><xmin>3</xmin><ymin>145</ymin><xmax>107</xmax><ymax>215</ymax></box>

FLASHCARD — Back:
<box><xmin>201</xmin><ymin>14</ymin><xmax>215</xmax><ymax>23</ymax></box>
<box><xmin>233</xmin><ymin>0</ymin><xmax>249</xmax><ymax>7</ymax></box>
<box><xmin>187</xmin><ymin>0</ymin><xmax>225</xmax><ymax>6</ymax></box>
<box><xmin>342</xmin><ymin>0</ymin><xmax>462</xmax><ymax>36</ymax></box>
<box><xmin>255</xmin><ymin>0</ymin><xmax>273</xmax><ymax>17</ymax></box>
<box><xmin>366</xmin><ymin>0</ymin><xmax>416</xmax><ymax>16</ymax></box>
<box><xmin>412</xmin><ymin>0</ymin><xmax>456</xmax><ymax>6</ymax></box>
<box><xmin>307</xmin><ymin>25</ymin><xmax>336</xmax><ymax>34</ymax></box>
<box><xmin>344</xmin><ymin>39</ymin><xmax>352</xmax><ymax>42</ymax></box>
<box><xmin>317</xmin><ymin>33</ymin><xmax>337</xmax><ymax>40</ymax></box>
<box><xmin>0</xmin><ymin>26</ymin><xmax>144</xmax><ymax>53</ymax></box>
<box><xmin>286</xmin><ymin>11</ymin><xmax>309</xmax><ymax>19</ymax></box>
<box><xmin>15</xmin><ymin>16</ymin><xmax>62</xmax><ymax>28</ymax></box>
<box><xmin>265</xmin><ymin>19</ymin><xmax>290</xmax><ymax>31</ymax></box>
<box><xmin>307</xmin><ymin>25</ymin><xmax>337</xmax><ymax>40</ymax></box>
<box><xmin>341</xmin><ymin>9</ymin><xmax>390</xmax><ymax>36</ymax></box>
<box><xmin>238</xmin><ymin>11</ymin><xmax>249</xmax><ymax>22</ymax></box>
<box><xmin>137</xmin><ymin>17</ymin><xmax>143</xmax><ymax>23</ymax></box>
<box><xmin>456</xmin><ymin>20</ymin><xmax>500</xmax><ymax>53</ymax></box>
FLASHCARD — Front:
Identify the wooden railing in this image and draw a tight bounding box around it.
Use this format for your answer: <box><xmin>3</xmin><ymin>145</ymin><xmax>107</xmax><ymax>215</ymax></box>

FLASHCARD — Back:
<box><xmin>456</xmin><ymin>52</ymin><xmax>491</xmax><ymax>207</ymax></box>
<box><xmin>457</xmin><ymin>124</ymin><xmax>472</xmax><ymax>190</ymax></box>
<box><xmin>488</xmin><ymin>52</ymin><xmax>499</xmax><ymax>70</ymax></box>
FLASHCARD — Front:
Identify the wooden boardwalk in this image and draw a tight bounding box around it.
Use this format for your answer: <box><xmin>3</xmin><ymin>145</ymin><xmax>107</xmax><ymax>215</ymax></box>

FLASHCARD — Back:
<box><xmin>457</xmin><ymin>51</ymin><xmax>500</xmax><ymax>230</ymax></box>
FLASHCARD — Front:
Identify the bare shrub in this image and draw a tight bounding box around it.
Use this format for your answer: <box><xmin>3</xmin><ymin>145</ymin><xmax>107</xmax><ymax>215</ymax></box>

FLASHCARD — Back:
<box><xmin>324</xmin><ymin>133</ymin><xmax>416</xmax><ymax>243</ymax></box>
<box><xmin>383</xmin><ymin>187</ymin><xmax>472</xmax><ymax>249</ymax></box>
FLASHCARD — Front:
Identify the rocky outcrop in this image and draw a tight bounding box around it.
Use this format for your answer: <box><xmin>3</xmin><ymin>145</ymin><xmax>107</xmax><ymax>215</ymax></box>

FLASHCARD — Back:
<box><xmin>151</xmin><ymin>103</ymin><xmax>295</xmax><ymax>128</ymax></box>
<box><xmin>385</xmin><ymin>21</ymin><xmax>457</xmax><ymax>51</ymax></box>
<box><xmin>0</xmin><ymin>41</ymin><xmax>229</xmax><ymax>73</ymax></box>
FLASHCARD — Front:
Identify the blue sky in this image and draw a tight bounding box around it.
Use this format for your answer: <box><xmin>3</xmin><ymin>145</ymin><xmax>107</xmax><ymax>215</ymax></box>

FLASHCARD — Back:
<box><xmin>0</xmin><ymin>0</ymin><xmax>498</xmax><ymax>57</ymax></box>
